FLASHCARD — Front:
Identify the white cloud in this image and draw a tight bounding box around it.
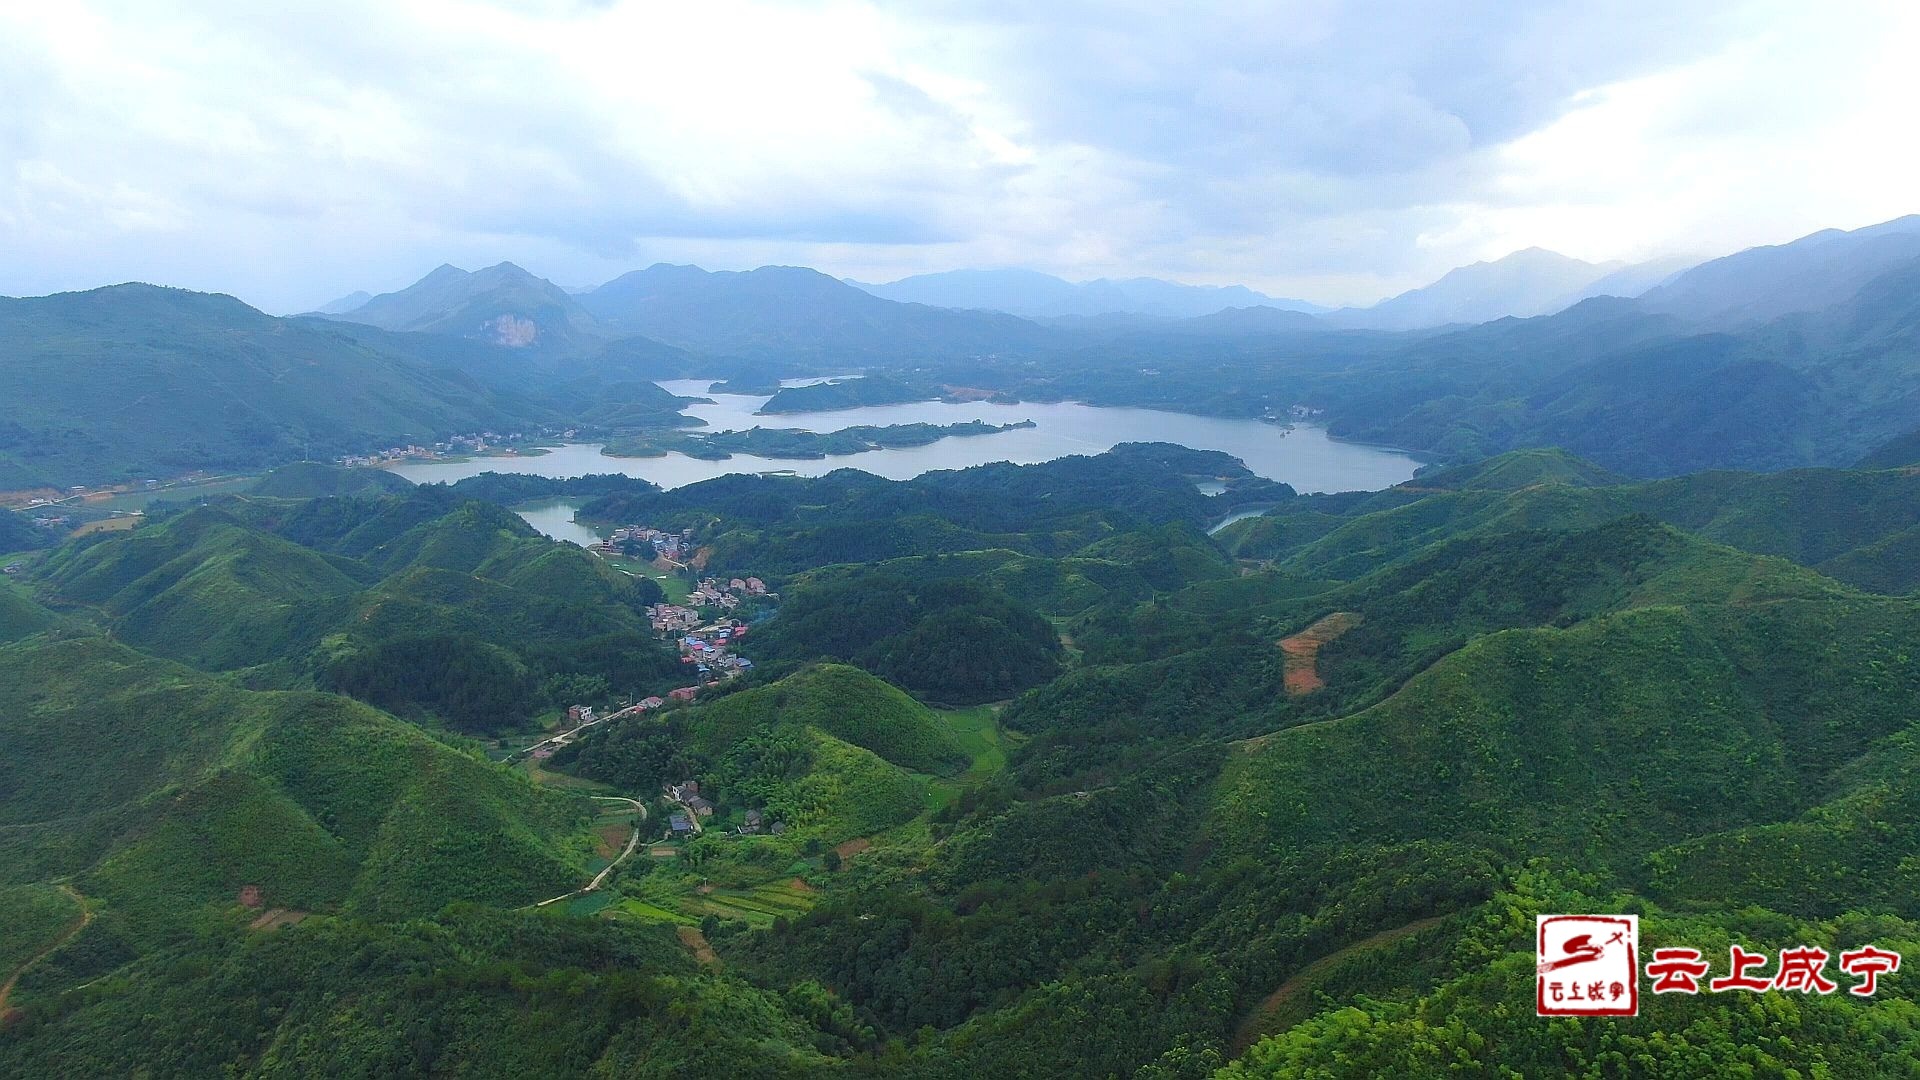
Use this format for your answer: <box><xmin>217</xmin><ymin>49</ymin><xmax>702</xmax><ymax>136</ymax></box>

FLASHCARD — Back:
<box><xmin>0</xmin><ymin>0</ymin><xmax>1915</xmax><ymax>310</ymax></box>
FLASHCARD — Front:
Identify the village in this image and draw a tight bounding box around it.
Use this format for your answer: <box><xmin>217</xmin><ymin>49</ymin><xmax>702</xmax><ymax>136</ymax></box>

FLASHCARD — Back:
<box><xmin>662</xmin><ymin>779</ymin><xmax>787</xmax><ymax>842</ymax></box>
<box><xmin>527</xmin><ymin>522</ymin><xmax>787</xmax><ymax>849</ymax></box>
<box><xmin>646</xmin><ymin>573</ymin><xmax>772</xmax><ymax>700</ymax></box>
<box><xmin>337</xmin><ymin>428</ymin><xmax>559</xmax><ymax>468</ymax></box>
<box><xmin>584</xmin><ymin>521</ymin><xmax>776</xmax><ymax>702</ymax></box>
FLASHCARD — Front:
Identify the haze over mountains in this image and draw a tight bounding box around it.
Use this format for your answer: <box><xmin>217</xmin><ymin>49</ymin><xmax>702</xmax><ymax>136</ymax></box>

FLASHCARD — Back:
<box><xmin>312</xmin><ymin>219</ymin><xmax>1891</xmax><ymax>341</ymax></box>
<box><xmin>5</xmin><ymin>214</ymin><xmax>1919</xmax><ymax>493</ymax></box>
<box><xmin>846</xmin><ymin>269</ymin><xmax>1328</xmax><ymax>320</ymax></box>
<box><xmin>320</xmin><ymin>247</ymin><xmax>1684</xmax><ymax>336</ymax></box>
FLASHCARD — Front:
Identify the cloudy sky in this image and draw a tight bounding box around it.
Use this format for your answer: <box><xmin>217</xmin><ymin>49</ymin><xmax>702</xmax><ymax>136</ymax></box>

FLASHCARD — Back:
<box><xmin>4</xmin><ymin>0</ymin><xmax>1917</xmax><ymax>312</ymax></box>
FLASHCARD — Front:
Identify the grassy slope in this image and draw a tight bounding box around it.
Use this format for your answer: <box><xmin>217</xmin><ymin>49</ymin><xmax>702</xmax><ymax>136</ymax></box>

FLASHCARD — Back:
<box><xmin>691</xmin><ymin>664</ymin><xmax>967</xmax><ymax>776</ymax></box>
<box><xmin>0</xmin><ymin>635</ymin><xmax>585</xmax><ymax>939</ymax></box>
<box><xmin>36</xmin><ymin>508</ymin><xmax>369</xmax><ymax>669</ymax></box>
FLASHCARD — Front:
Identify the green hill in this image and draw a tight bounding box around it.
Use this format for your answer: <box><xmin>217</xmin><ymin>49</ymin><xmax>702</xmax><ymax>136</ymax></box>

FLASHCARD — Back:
<box><xmin>691</xmin><ymin>664</ymin><xmax>966</xmax><ymax>775</ymax></box>
<box><xmin>249</xmin><ymin>461</ymin><xmax>415</xmax><ymax>499</ymax></box>
<box><xmin>0</xmin><ymin>284</ymin><xmax>549</xmax><ymax>488</ymax></box>
<box><xmin>0</xmin><ymin>635</ymin><xmax>585</xmax><ymax>937</ymax></box>
<box><xmin>0</xmin><ymin>587</ymin><xmax>61</xmax><ymax>644</ymax></box>
<box><xmin>1221</xmin><ymin>450</ymin><xmax>1920</xmax><ymax>592</ymax></box>
<box><xmin>31</xmin><ymin>497</ymin><xmax>679</xmax><ymax>729</ymax></box>
<box><xmin>751</xmin><ymin>572</ymin><xmax>1064</xmax><ymax>705</ymax></box>
<box><xmin>1407</xmin><ymin>446</ymin><xmax>1627</xmax><ymax>491</ymax></box>
<box><xmin>37</xmin><ymin>508</ymin><xmax>370</xmax><ymax>669</ymax></box>
<box><xmin>557</xmin><ymin>664</ymin><xmax>953</xmax><ymax>840</ymax></box>
<box><xmin>0</xmin><ymin>906</ymin><xmax>839</xmax><ymax>1078</ymax></box>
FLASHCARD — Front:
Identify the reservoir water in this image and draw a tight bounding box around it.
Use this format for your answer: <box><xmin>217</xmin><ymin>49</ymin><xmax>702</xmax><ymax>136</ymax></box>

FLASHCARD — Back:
<box><xmin>513</xmin><ymin>498</ymin><xmax>604</xmax><ymax>546</ymax></box>
<box><xmin>394</xmin><ymin>379</ymin><xmax>1421</xmax><ymax>500</ymax></box>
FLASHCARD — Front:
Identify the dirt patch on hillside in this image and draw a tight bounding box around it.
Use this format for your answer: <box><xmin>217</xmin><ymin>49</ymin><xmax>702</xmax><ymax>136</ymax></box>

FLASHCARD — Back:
<box><xmin>71</xmin><ymin>517</ymin><xmax>138</xmax><ymax>538</ymax></box>
<box><xmin>833</xmin><ymin>837</ymin><xmax>871</xmax><ymax>862</ymax></box>
<box><xmin>787</xmin><ymin>877</ymin><xmax>818</xmax><ymax>894</ymax></box>
<box><xmin>248</xmin><ymin>909</ymin><xmax>309</xmax><ymax>932</ymax></box>
<box><xmin>594</xmin><ymin>822</ymin><xmax>629</xmax><ymax>859</ymax></box>
<box><xmin>677</xmin><ymin>925</ymin><xmax>718</xmax><ymax>965</ymax></box>
<box><xmin>1277</xmin><ymin>612</ymin><xmax>1362</xmax><ymax>695</ymax></box>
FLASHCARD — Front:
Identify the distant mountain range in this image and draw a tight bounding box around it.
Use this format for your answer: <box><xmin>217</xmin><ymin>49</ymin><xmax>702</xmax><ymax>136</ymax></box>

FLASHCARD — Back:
<box><xmin>297</xmin><ymin>215</ymin><xmax>1920</xmax><ymax>358</ymax></box>
<box><xmin>1317</xmin><ymin>249</ymin><xmax>1687</xmax><ymax>331</ymax></box>
<box><xmin>576</xmin><ymin>263</ymin><xmax>1051</xmax><ymax>361</ymax></box>
<box><xmin>9</xmin><ymin>213</ymin><xmax>1918</xmax><ymax>490</ymax></box>
<box><xmin>846</xmin><ymin>268</ymin><xmax>1327</xmax><ymax>319</ymax></box>
<box><xmin>1638</xmin><ymin>214</ymin><xmax>1920</xmax><ymax>327</ymax></box>
<box><xmin>313</xmin><ymin>262</ymin><xmax>1051</xmax><ymax>362</ymax></box>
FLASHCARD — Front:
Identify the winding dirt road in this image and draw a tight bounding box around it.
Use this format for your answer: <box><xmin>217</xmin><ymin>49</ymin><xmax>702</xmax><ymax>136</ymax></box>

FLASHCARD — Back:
<box><xmin>0</xmin><ymin>885</ymin><xmax>91</xmax><ymax>1017</ymax></box>
<box><xmin>535</xmin><ymin>796</ymin><xmax>647</xmax><ymax>908</ymax></box>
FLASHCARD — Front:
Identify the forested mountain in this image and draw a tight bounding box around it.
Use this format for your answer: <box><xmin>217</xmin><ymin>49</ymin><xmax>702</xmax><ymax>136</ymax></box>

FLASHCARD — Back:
<box><xmin>4</xmin><ymin>443</ymin><xmax>1920</xmax><ymax>1075</ymax></box>
<box><xmin>0</xmin><ymin>285</ymin><xmax>550</xmax><ymax>489</ymax></box>
<box><xmin>33</xmin><ymin>489</ymin><xmax>677</xmax><ymax>729</ymax></box>
<box><xmin>7</xmin><ymin>215</ymin><xmax>1918</xmax><ymax>495</ymax></box>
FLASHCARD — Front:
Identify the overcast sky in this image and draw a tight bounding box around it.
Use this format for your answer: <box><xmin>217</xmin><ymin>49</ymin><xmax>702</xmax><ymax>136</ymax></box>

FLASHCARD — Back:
<box><xmin>4</xmin><ymin>1</ymin><xmax>1918</xmax><ymax>312</ymax></box>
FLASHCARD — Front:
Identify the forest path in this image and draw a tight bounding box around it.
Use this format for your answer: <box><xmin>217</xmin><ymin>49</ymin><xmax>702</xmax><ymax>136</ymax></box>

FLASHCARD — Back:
<box><xmin>0</xmin><ymin>884</ymin><xmax>92</xmax><ymax>1018</ymax></box>
<box><xmin>1229</xmin><ymin>914</ymin><xmax>1449</xmax><ymax>1056</ymax></box>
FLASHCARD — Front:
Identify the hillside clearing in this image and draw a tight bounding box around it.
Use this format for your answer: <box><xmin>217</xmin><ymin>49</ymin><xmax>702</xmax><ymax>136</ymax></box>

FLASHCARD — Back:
<box><xmin>1277</xmin><ymin>611</ymin><xmax>1362</xmax><ymax>694</ymax></box>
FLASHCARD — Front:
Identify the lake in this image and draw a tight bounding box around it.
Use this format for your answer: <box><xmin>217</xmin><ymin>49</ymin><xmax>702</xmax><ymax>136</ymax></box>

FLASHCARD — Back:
<box><xmin>513</xmin><ymin>498</ymin><xmax>604</xmax><ymax>546</ymax></box>
<box><xmin>393</xmin><ymin>380</ymin><xmax>1422</xmax><ymax>501</ymax></box>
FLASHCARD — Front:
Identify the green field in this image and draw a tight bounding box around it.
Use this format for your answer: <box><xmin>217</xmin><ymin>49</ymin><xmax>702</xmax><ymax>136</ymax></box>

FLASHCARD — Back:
<box><xmin>88</xmin><ymin>475</ymin><xmax>259</xmax><ymax>512</ymax></box>
<box><xmin>925</xmin><ymin>705</ymin><xmax>1009</xmax><ymax>810</ymax></box>
<box><xmin>673</xmin><ymin>880</ymin><xmax>818</xmax><ymax>928</ymax></box>
<box><xmin>603</xmin><ymin>555</ymin><xmax>691</xmax><ymax>603</ymax></box>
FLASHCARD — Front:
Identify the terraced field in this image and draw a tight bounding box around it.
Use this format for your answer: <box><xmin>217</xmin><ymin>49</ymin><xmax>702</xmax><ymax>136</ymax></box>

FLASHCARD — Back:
<box><xmin>674</xmin><ymin>880</ymin><xmax>818</xmax><ymax>927</ymax></box>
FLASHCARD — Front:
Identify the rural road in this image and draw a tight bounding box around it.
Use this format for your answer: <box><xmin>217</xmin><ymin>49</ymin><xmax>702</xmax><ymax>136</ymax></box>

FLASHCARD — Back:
<box><xmin>534</xmin><ymin>796</ymin><xmax>647</xmax><ymax>908</ymax></box>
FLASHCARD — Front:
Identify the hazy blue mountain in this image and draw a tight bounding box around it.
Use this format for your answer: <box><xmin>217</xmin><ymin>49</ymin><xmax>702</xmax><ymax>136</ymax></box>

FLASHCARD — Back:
<box><xmin>310</xmin><ymin>290</ymin><xmax>372</xmax><ymax>315</ymax></box>
<box><xmin>1326</xmin><ymin>248</ymin><xmax>1625</xmax><ymax>330</ymax></box>
<box><xmin>1552</xmin><ymin>255</ymin><xmax>1695</xmax><ymax>307</ymax></box>
<box><xmin>1176</xmin><ymin>305</ymin><xmax>1325</xmax><ymax>334</ymax></box>
<box><xmin>1638</xmin><ymin>214</ymin><xmax>1920</xmax><ymax>328</ymax></box>
<box><xmin>850</xmin><ymin>267</ymin><xmax>1325</xmax><ymax>318</ymax></box>
<box><xmin>580</xmin><ymin>263</ymin><xmax>1053</xmax><ymax>361</ymax></box>
<box><xmin>1320</xmin><ymin>250</ymin><xmax>1920</xmax><ymax>475</ymax></box>
<box><xmin>319</xmin><ymin>262</ymin><xmax>602</xmax><ymax>350</ymax></box>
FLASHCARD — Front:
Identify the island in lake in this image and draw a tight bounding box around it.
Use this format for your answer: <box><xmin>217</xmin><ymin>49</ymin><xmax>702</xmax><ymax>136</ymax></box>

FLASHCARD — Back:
<box><xmin>602</xmin><ymin>419</ymin><xmax>1036</xmax><ymax>460</ymax></box>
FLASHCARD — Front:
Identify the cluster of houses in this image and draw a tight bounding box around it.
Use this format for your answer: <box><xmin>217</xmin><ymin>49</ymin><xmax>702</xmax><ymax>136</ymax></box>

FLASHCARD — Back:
<box><xmin>31</xmin><ymin>514</ymin><xmax>71</xmax><ymax>529</ymax></box>
<box><xmin>2</xmin><ymin>562</ymin><xmax>23</xmax><ymax>576</ymax></box>
<box><xmin>598</xmin><ymin>523</ymin><xmax>694</xmax><ymax>563</ymax></box>
<box><xmin>674</xmin><ymin>621</ymin><xmax>754</xmax><ymax>683</ymax></box>
<box><xmin>646</xmin><ymin>577</ymin><xmax>771</xmax><ymax>634</ymax></box>
<box><xmin>664</xmin><ymin>780</ymin><xmax>784</xmax><ymax>840</ymax></box>
<box><xmin>338</xmin><ymin>430</ymin><xmax>531</xmax><ymax>468</ymax></box>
